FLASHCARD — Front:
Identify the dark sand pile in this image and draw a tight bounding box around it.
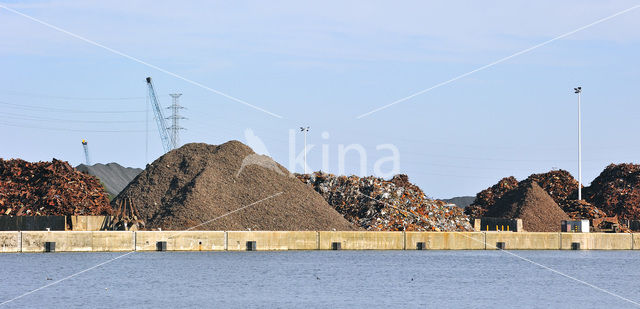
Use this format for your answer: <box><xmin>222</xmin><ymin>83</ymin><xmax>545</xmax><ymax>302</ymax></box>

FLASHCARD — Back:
<box><xmin>77</xmin><ymin>163</ymin><xmax>142</xmax><ymax>198</ymax></box>
<box><xmin>113</xmin><ymin>141</ymin><xmax>355</xmax><ymax>231</ymax></box>
<box><xmin>442</xmin><ymin>196</ymin><xmax>475</xmax><ymax>208</ymax></box>
<box><xmin>485</xmin><ymin>181</ymin><xmax>570</xmax><ymax>232</ymax></box>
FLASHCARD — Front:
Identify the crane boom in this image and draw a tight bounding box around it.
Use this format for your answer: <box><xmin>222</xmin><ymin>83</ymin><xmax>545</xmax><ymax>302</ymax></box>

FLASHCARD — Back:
<box><xmin>145</xmin><ymin>77</ymin><xmax>174</xmax><ymax>153</ymax></box>
<box><xmin>82</xmin><ymin>139</ymin><xmax>91</xmax><ymax>165</ymax></box>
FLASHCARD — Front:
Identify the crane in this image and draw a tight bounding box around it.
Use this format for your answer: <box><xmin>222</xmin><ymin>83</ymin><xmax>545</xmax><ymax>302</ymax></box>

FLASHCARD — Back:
<box><xmin>145</xmin><ymin>77</ymin><xmax>174</xmax><ymax>153</ymax></box>
<box><xmin>81</xmin><ymin>139</ymin><xmax>91</xmax><ymax>165</ymax></box>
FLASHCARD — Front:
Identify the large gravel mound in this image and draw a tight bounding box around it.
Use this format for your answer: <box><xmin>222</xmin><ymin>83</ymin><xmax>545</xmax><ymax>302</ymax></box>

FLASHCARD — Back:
<box><xmin>77</xmin><ymin>163</ymin><xmax>142</xmax><ymax>198</ymax></box>
<box><xmin>486</xmin><ymin>181</ymin><xmax>569</xmax><ymax>232</ymax></box>
<box><xmin>113</xmin><ymin>141</ymin><xmax>355</xmax><ymax>231</ymax></box>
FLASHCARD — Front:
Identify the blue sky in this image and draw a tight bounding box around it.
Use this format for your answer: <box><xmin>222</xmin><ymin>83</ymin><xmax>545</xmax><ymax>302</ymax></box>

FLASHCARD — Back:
<box><xmin>1</xmin><ymin>0</ymin><xmax>639</xmax><ymax>198</ymax></box>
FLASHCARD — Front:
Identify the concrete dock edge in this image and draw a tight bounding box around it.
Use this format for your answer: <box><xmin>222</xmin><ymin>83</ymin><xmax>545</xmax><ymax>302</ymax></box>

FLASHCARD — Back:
<box><xmin>2</xmin><ymin>231</ymin><xmax>640</xmax><ymax>252</ymax></box>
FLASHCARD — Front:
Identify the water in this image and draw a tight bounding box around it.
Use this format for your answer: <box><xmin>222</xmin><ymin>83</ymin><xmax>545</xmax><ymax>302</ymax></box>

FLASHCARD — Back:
<box><xmin>0</xmin><ymin>250</ymin><xmax>639</xmax><ymax>308</ymax></box>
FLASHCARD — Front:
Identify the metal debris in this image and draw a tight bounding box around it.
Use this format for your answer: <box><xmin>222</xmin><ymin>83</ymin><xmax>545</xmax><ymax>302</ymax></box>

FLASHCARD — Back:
<box><xmin>297</xmin><ymin>172</ymin><xmax>472</xmax><ymax>231</ymax></box>
<box><xmin>0</xmin><ymin>158</ymin><xmax>112</xmax><ymax>216</ymax></box>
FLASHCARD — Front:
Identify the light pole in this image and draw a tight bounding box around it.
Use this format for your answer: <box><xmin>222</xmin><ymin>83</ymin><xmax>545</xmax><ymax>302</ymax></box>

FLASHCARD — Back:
<box><xmin>300</xmin><ymin>126</ymin><xmax>310</xmax><ymax>174</ymax></box>
<box><xmin>574</xmin><ymin>86</ymin><xmax>582</xmax><ymax>200</ymax></box>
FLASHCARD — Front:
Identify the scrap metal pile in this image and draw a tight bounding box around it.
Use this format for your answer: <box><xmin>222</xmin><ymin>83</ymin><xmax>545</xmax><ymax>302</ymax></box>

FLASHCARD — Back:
<box><xmin>297</xmin><ymin>172</ymin><xmax>473</xmax><ymax>231</ymax></box>
<box><xmin>0</xmin><ymin>158</ymin><xmax>112</xmax><ymax>216</ymax></box>
<box><xmin>584</xmin><ymin>163</ymin><xmax>640</xmax><ymax>220</ymax></box>
<box><xmin>561</xmin><ymin>200</ymin><xmax>606</xmax><ymax>219</ymax></box>
<box><xmin>466</xmin><ymin>170</ymin><xmax>605</xmax><ymax>220</ymax></box>
<box><xmin>526</xmin><ymin>170</ymin><xmax>578</xmax><ymax>203</ymax></box>
<box><xmin>525</xmin><ymin>170</ymin><xmax>605</xmax><ymax>219</ymax></box>
<box><xmin>465</xmin><ymin>176</ymin><xmax>518</xmax><ymax>218</ymax></box>
<box><xmin>466</xmin><ymin>168</ymin><xmax>638</xmax><ymax>222</ymax></box>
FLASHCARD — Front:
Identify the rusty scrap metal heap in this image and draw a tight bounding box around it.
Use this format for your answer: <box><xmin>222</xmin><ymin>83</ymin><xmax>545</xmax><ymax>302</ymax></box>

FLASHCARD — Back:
<box><xmin>525</xmin><ymin>170</ymin><xmax>605</xmax><ymax>219</ymax></box>
<box><xmin>561</xmin><ymin>200</ymin><xmax>606</xmax><ymax>219</ymax></box>
<box><xmin>297</xmin><ymin>172</ymin><xmax>472</xmax><ymax>231</ymax></box>
<box><xmin>584</xmin><ymin>163</ymin><xmax>640</xmax><ymax>220</ymax></box>
<box><xmin>526</xmin><ymin>170</ymin><xmax>578</xmax><ymax>203</ymax></box>
<box><xmin>467</xmin><ymin>169</ymin><xmax>622</xmax><ymax>221</ymax></box>
<box><xmin>0</xmin><ymin>158</ymin><xmax>112</xmax><ymax>216</ymax></box>
<box><xmin>465</xmin><ymin>176</ymin><xmax>519</xmax><ymax>218</ymax></box>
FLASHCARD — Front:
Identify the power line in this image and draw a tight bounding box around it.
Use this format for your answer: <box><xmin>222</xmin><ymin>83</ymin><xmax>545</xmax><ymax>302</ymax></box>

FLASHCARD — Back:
<box><xmin>0</xmin><ymin>121</ymin><xmax>145</xmax><ymax>133</ymax></box>
<box><xmin>0</xmin><ymin>101</ymin><xmax>145</xmax><ymax>113</ymax></box>
<box><xmin>2</xmin><ymin>91</ymin><xmax>146</xmax><ymax>101</ymax></box>
<box><xmin>3</xmin><ymin>111</ymin><xmax>145</xmax><ymax>123</ymax></box>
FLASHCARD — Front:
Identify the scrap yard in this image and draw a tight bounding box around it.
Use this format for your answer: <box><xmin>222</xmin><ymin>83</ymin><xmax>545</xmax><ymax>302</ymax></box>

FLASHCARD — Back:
<box><xmin>1</xmin><ymin>140</ymin><xmax>640</xmax><ymax>245</ymax></box>
<box><xmin>4</xmin><ymin>2</ymin><xmax>640</xmax><ymax>308</ymax></box>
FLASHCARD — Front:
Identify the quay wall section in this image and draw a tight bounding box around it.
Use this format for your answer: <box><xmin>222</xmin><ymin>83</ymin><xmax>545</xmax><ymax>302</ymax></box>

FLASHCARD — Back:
<box><xmin>0</xmin><ymin>231</ymin><xmax>638</xmax><ymax>252</ymax></box>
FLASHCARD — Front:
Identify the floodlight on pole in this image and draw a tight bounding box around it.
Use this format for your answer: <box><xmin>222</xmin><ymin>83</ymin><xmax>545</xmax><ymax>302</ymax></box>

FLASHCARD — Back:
<box><xmin>300</xmin><ymin>126</ymin><xmax>310</xmax><ymax>174</ymax></box>
<box><xmin>574</xmin><ymin>86</ymin><xmax>582</xmax><ymax>200</ymax></box>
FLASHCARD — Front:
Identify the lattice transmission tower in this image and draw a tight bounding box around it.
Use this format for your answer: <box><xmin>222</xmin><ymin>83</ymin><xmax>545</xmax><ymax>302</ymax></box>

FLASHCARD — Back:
<box><xmin>166</xmin><ymin>93</ymin><xmax>186</xmax><ymax>149</ymax></box>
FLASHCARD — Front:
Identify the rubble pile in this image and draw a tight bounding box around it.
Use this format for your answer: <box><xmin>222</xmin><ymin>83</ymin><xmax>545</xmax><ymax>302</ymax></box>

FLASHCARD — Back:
<box><xmin>113</xmin><ymin>141</ymin><xmax>355</xmax><ymax>231</ymax></box>
<box><xmin>485</xmin><ymin>180</ymin><xmax>569</xmax><ymax>232</ymax></box>
<box><xmin>467</xmin><ymin>170</ymin><xmax>605</xmax><ymax>220</ymax></box>
<box><xmin>465</xmin><ymin>177</ymin><xmax>518</xmax><ymax>218</ymax></box>
<box><xmin>0</xmin><ymin>158</ymin><xmax>112</xmax><ymax>216</ymax></box>
<box><xmin>526</xmin><ymin>170</ymin><xmax>578</xmax><ymax>204</ymax></box>
<box><xmin>561</xmin><ymin>200</ymin><xmax>606</xmax><ymax>219</ymax></box>
<box><xmin>297</xmin><ymin>172</ymin><xmax>472</xmax><ymax>231</ymax></box>
<box><xmin>584</xmin><ymin>163</ymin><xmax>640</xmax><ymax>219</ymax></box>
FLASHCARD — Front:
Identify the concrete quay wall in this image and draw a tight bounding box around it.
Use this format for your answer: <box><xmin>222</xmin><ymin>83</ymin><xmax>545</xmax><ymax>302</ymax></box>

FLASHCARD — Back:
<box><xmin>405</xmin><ymin>232</ymin><xmax>485</xmax><ymax>250</ymax></box>
<box><xmin>561</xmin><ymin>233</ymin><xmax>633</xmax><ymax>250</ymax></box>
<box><xmin>0</xmin><ymin>231</ymin><xmax>639</xmax><ymax>252</ymax></box>
<box><xmin>319</xmin><ymin>231</ymin><xmax>404</xmax><ymax>250</ymax></box>
<box><xmin>135</xmin><ymin>231</ymin><xmax>225</xmax><ymax>251</ymax></box>
<box><xmin>227</xmin><ymin>231</ymin><xmax>317</xmax><ymax>251</ymax></box>
<box><xmin>0</xmin><ymin>232</ymin><xmax>20</xmax><ymax>253</ymax></box>
<box><xmin>485</xmin><ymin>232</ymin><xmax>561</xmax><ymax>250</ymax></box>
<box><xmin>19</xmin><ymin>231</ymin><xmax>134</xmax><ymax>252</ymax></box>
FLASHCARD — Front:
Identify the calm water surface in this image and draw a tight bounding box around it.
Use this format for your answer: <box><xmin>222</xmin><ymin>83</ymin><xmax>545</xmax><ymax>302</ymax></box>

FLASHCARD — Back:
<box><xmin>0</xmin><ymin>250</ymin><xmax>639</xmax><ymax>308</ymax></box>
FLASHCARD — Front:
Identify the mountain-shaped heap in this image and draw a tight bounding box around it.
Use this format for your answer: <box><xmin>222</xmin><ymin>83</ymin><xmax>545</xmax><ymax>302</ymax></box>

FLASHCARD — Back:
<box><xmin>485</xmin><ymin>181</ymin><xmax>570</xmax><ymax>232</ymax></box>
<box><xmin>113</xmin><ymin>141</ymin><xmax>355</xmax><ymax>231</ymax></box>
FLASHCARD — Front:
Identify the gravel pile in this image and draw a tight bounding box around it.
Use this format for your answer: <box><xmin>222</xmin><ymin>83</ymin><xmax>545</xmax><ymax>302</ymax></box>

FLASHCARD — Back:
<box><xmin>485</xmin><ymin>181</ymin><xmax>569</xmax><ymax>232</ymax></box>
<box><xmin>297</xmin><ymin>172</ymin><xmax>472</xmax><ymax>231</ymax></box>
<box><xmin>76</xmin><ymin>163</ymin><xmax>142</xmax><ymax>198</ymax></box>
<box><xmin>442</xmin><ymin>196</ymin><xmax>475</xmax><ymax>208</ymax></box>
<box><xmin>113</xmin><ymin>141</ymin><xmax>355</xmax><ymax>231</ymax></box>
